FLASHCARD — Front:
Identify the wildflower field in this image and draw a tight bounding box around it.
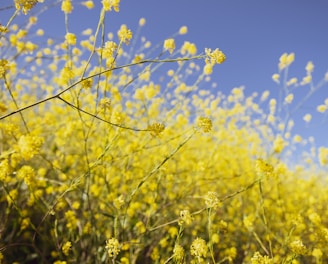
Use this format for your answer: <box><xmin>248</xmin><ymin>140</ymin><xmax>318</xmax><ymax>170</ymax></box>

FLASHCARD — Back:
<box><xmin>1</xmin><ymin>1</ymin><xmax>328</xmax><ymax>263</ymax></box>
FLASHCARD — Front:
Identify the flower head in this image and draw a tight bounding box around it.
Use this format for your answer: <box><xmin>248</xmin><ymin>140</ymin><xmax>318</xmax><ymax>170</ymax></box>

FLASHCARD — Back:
<box><xmin>164</xmin><ymin>38</ymin><xmax>175</xmax><ymax>54</ymax></box>
<box><xmin>117</xmin><ymin>24</ymin><xmax>132</xmax><ymax>45</ymax></box>
<box><xmin>15</xmin><ymin>0</ymin><xmax>38</xmax><ymax>14</ymax></box>
<box><xmin>205</xmin><ymin>48</ymin><xmax>226</xmax><ymax>65</ymax></box>
<box><xmin>105</xmin><ymin>238</ymin><xmax>121</xmax><ymax>258</ymax></box>
<box><xmin>190</xmin><ymin>237</ymin><xmax>208</xmax><ymax>258</ymax></box>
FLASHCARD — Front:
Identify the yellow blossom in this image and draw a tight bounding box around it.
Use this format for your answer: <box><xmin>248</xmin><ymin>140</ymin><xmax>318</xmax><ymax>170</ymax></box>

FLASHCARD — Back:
<box><xmin>102</xmin><ymin>0</ymin><xmax>120</xmax><ymax>12</ymax></box>
<box><xmin>105</xmin><ymin>238</ymin><xmax>121</xmax><ymax>258</ymax></box>
<box><xmin>317</xmin><ymin>104</ymin><xmax>326</xmax><ymax>113</ymax></box>
<box><xmin>272</xmin><ymin>73</ymin><xmax>280</xmax><ymax>83</ymax></box>
<box><xmin>15</xmin><ymin>0</ymin><xmax>38</xmax><ymax>14</ymax></box>
<box><xmin>203</xmin><ymin>63</ymin><xmax>213</xmax><ymax>75</ymax></box>
<box><xmin>179</xmin><ymin>26</ymin><xmax>188</xmax><ymax>35</ymax></box>
<box><xmin>205</xmin><ymin>48</ymin><xmax>226</xmax><ymax>65</ymax></box>
<box><xmin>164</xmin><ymin>38</ymin><xmax>175</xmax><ymax>54</ymax></box>
<box><xmin>139</xmin><ymin>18</ymin><xmax>146</xmax><ymax>26</ymax></box>
<box><xmin>279</xmin><ymin>52</ymin><xmax>295</xmax><ymax>70</ymax></box>
<box><xmin>65</xmin><ymin>33</ymin><xmax>76</xmax><ymax>45</ymax></box>
<box><xmin>0</xmin><ymin>59</ymin><xmax>10</xmax><ymax>78</ymax></box>
<box><xmin>284</xmin><ymin>93</ymin><xmax>294</xmax><ymax>104</ymax></box>
<box><xmin>148</xmin><ymin>122</ymin><xmax>165</xmax><ymax>137</ymax></box>
<box><xmin>61</xmin><ymin>0</ymin><xmax>73</xmax><ymax>14</ymax></box>
<box><xmin>301</xmin><ymin>75</ymin><xmax>312</xmax><ymax>85</ymax></box>
<box><xmin>197</xmin><ymin>117</ymin><xmax>212</xmax><ymax>132</ymax></box>
<box><xmin>303</xmin><ymin>113</ymin><xmax>312</xmax><ymax>122</ymax></box>
<box><xmin>190</xmin><ymin>237</ymin><xmax>208</xmax><ymax>258</ymax></box>
<box><xmin>82</xmin><ymin>1</ymin><xmax>94</xmax><ymax>9</ymax></box>
<box><xmin>305</xmin><ymin>61</ymin><xmax>314</xmax><ymax>74</ymax></box>
<box><xmin>117</xmin><ymin>24</ymin><xmax>132</xmax><ymax>45</ymax></box>
<box><xmin>204</xmin><ymin>191</ymin><xmax>220</xmax><ymax>208</ymax></box>
<box><xmin>289</xmin><ymin>239</ymin><xmax>307</xmax><ymax>255</ymax></box>
<box><xmin>178</xmin><ymin>209</ymin><xmax>193</xmax><ymax>226</ymax></box>
<box><xmin>62</xmin><ymin>241</ymin><xmax>72</xmax><ymax>256</ymax></box>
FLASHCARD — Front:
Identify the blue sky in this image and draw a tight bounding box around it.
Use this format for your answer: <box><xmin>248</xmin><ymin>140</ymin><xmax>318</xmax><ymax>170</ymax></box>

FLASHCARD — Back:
<box><xmin>2</xmin><ymin>0</ymin><xmax>328</xmax><ymax>148</ymax></box>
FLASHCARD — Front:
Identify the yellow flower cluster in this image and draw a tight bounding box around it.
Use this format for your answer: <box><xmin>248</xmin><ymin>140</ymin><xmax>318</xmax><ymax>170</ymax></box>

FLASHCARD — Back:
<box><xmin>1</xmin><ymin>2</ymin><xmax>328</xmax><ymax>263</ymax></box>
<box><xmin>15</xmin><ymin>0</ymin><xmax>38</xmax><ymax>14</ymax></box>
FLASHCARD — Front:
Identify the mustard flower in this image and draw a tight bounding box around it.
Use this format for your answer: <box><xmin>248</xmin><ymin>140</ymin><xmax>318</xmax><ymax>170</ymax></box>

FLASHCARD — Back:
<box><xmin>273</xmin><ymin>135</ymin><xmax>286</xmax><ymax>154</ymax></box>
<box><xmin>164</xmin><ymin>38</ymin><xmax>175</xmax><ymax>54</ymax></box>
<box><xmin>62</xmin><ymin>241</ymin><xmax>72</xmax><ymax>256</ymax></box>
<box><xmin>102</xmin><ymin>41</ymin><xmax>117</xmax><ymax>58</ymax></box>
<box><xmin>173</xmin><ymin>244</ymin><xmax>184</xmax><ymax>263</ymax></box>
<box><xmin>178</xmin><ymin>209</ymin><xmax>193</xmax><ymax>226</ymax></box>
<box><xmin>148</xmin><ymin>122</ymin><xmax>165</xmax><ymax>137</ymax></box>
<box><xmin>303</xmin><ymin>113</ymin><xmax>312</xmax><ymax>123</ymax></box>
<box><xmin>255</xmin><ymin>159</ymin><xmax>274</xmax><ymax>177</ymax></box>
<box><xmin>284</xmin><ymin>93</ymin><xmax>294</xmax><ymax>104</ymax></box>
<box><xmin>279</xmin><ymin>52</ymin><xmax>294</xmax><ymax>70</ymax></box>
<box><xmin>82</xmin><ymin>1</ymin><xmax>94</xmax><ymax>9</ymax></box>
<box><xmin>289</xmin><ymin>239</ymin><xmax>307</xmax><ymax>255</ymax></box>
<box><xmin>65</xmin><ymin>33</ymin><xmax>76</xmax><ymax>46</ymax></box>
<box><xmin>61</xmin><ymin>0</ymin><xmax>73</xmax><ymax>14</ymax></box>
<box><xmin>117</xmin><ymin>24</ymin><xmax>132</xmax><ymax>45</ymax></box>
<box><xmin>102</xmin><ymin>0</ymin><xmax>120</xmax><ymax>12</ymax></box>
<box><xmin>251</xmin><ymin>251</ymin><xmax>274</xmax><ymax>264</ymax></box>
<box><xmin>204</xmin><ymin>191</ymin><xmax>220</xmax><ymax>208</ymax></box>
<box><xmin>179</xmin><ymin>26</ymin><xmax>188</xmax><ymax>35</ymax></box>
<box><xmin>317</xmin><ymin>104</ymin><xmax>327</xmax><ymax>113</ymax></box>
<box><xmin>139</xmin><ymin>18</ymin><xmax>146</xmax><ymax>26</ymax></box>
<box><xmin>205</xmin><ymin>48</ymin><xmax>226</xmax><ymax>65</ymax></box>
<box><xmin>203</xmin><ymin>63</ymin><xmax>213</xmax><ymax>75</ymax></box>
<box><xmin>17</xmin><ymin>135</ymin><xmax>44</xmax><ymax>160</ymax></box>
<box><xmin>105</xmin><ymin>238</ymin><xmax>121</xmax><ymax>258</ymax></box>
<box><xmin>301</xmin><ymin>74</ymin><xmax>312</xmax><ymax>85</ymax></box>
<box><xmin>318</xmin><ymin>147</ymin><xmax>328</xmax><ymax>166</ymax></box>
<box><xmin>190</xmin><ymin>237</ymin><xmax>208</xmax><ymax>258</ymax></box>
<box><xmin>197</xmin><ymin>117</ymin><xmax>212</xmax><ymax>132</ymax></box>
<box><xmin>0</xmin><ymin>59</ymin><xmax>9</xmax><ymax>78</ymax></box>
<box><xmin>305</xmin><ymin>61</ymin><xmax>314</xmax><ymax>74</ymax></box>
<box><xmin>15</xmin><ymin>0</ymin><xmax>38</xmax><ymax>14</ymax></box>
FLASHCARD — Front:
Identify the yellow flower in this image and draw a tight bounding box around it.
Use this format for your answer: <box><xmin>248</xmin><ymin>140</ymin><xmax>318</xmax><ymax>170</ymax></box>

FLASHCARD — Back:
<box><xmin>317</xmin><ymin>104</ymin><xmax>327</xmax><ymax>113</ymax></box>
<box><xmin>179</xmin><ymin>26</ymin><xmax>188</xmax><ymax>35</ymax></box>
<box><xmin>303</xmin><ymin>113</ymin><xmax>312</xmax><ymax>122</ymax></box>
<box><xmin>0</xmin><ymin>59</ymin><xmax>10</xmax><ymax>78</ymax></box>
<box><xmin>65</xmin><ymin>33</ymin><xmax>76</xmax><ymax>45</ymax></box>
<box><xmin>203</xmin><ymin>63</ymin><xmax>213</xmax><ymax>75</ymax></box>
<box><xmin>272</xmin><ymin>73</ymin><xmax>280</xmax><ymax>83</ymax></box>
<box><xmin>15</xmin><ymin>0</ymin><xmax>38</xmax><ymax>14</ymax></box>
<box><xmin>117</xmin><ymin>24</ymin><xmax>132</xmax><ymax>45</ymax></box>
<box><xmin>61</xmin><ymin>0</ymin><xmax>73</xmax><ymax>14</ymax></box>
<box><xmin>105</xmin><ymin>238</ymin><xmax>121</xmax><ymax>258</ymax></box>
<box><xmin>82</xmin><ymin>1</ymin><xmax>94</xmax><ymax>9</ymax></box>
<box><xmin>164</xmin><ymin>38</ymin><xmax>175</xmax><ymax>54</ymax></box>
<box><xmin>148</xmin><ymin>122</ymin><xmax>165</xmax><ymax>137</ymax></box>
<box><xmin>318</xmin><ymin>147</ymin><xmax>328</xmax><ymax>166</ymax></box>
<box><xmin>205</xmin><ymin>48</ymin><xmax>226</xmax><ymax>65</ymax></box>
<box><xmin>289</xmin><ymin>239</ymin><xmax>307</xmax><ymax>255</ymax></box>
<box><xmin>173</xmin><ymin>244</ymin><xmax>185</xmax><ymax>262</ymax></box>
<box><xmin>279</xmin><ymin>52</ymin><xmax>294</xmax><ymax>70</ymax></box>
<box><xmin>284</xmin><ymin>93</ymin><xmax>294</xmax><ymax>104</ymax></box>
<box><xmin>190</xmin><ymin>237</ymin><xmax>208</xmax><ymax>258</ymax></box>
<box><xmin>305</xmin><ymin>61</ymin><xmax>314</xmax><ymax>74</ymax></box>
<box><xmin>62</xmin><ymin>241</ymin><xmax>72</xmax><ymax>256</ymax></box>
<box><xmin>102</xmin><ymin>0</ymin><xmax>120</xmax><ymax>12</ymax></box>
<box><xmin>178</xmin><ymin>209</ymin><xmax>193</xmax><ymax>226</ymax></box>
<box><xmin>204</xmin><ymin>191</ymin><xmax>220</xmax><ymax>208</ymax></box>
<box><xmin>301</xmin><ymin>74</ymin><xmax>312</xmax><ymax>85</ymax></box>
<box><xmin>197</xmin><ymin>117</ymin><xmax>212</xmax><ymax>132</ymax></box>
<box><xmin>139</xmin><ymin>18</ymin><xmax>146</xmax><ymax>26</ymax></box>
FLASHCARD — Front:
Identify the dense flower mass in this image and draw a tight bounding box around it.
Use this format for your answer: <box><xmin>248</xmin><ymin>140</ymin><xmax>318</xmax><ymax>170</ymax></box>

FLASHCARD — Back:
<box><xmin>0</xmin><ymin>1</ymin><xmax>328</xmax><ymax>264</ymax></box>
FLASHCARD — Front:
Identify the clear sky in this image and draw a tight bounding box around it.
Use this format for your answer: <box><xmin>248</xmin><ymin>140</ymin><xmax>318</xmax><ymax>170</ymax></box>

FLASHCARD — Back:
<box><xmin>2</xmin><ymin>0</ymin><xmax>328</xmax><ymax>147</ymax></box>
